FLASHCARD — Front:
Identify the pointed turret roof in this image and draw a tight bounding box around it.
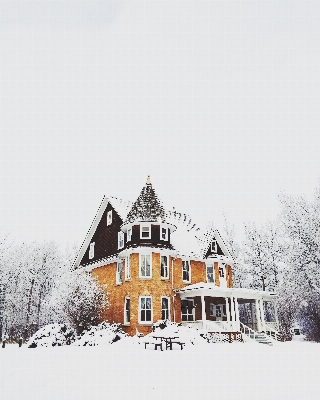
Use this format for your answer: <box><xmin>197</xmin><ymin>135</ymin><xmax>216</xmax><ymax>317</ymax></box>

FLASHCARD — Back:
<box><xmin>123</xmin><ymin>176</ymin><xmax>166</xmax><ymax>224</ymax></box>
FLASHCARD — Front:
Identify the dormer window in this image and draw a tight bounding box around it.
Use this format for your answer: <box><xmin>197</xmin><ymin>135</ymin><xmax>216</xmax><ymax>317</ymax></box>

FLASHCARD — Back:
<box><xmin>211</xmin><ymin>240</ymin><xmax>217</xmax><ymax>253</ymax></box>
<box><xmin>89</xmin><ymin>242</ymin><xmax>95</xmax><ymax>259</ymax></box>
<box><xmin>118</xmin><ymin>231</ymin><xmax>124</xmax><ymax>249</ymax></box>
<box><xmin>140</xmin><ymin>225</ymin><xmax>151</xmax><ymax>239</ymax></box>
<box><xmin>127</xmin><ymin>228</ymin><xmax>132</xmax><ymax>242</ymax></box>
<box><xmin>161</xmin><ymin>226</ymin><xmax>168</xmax><ymax>241</ymax></box>
<box><xmin>107</xmin><ymin>210</ymin><xmax>112</xmax><ymax>226</ymax></box>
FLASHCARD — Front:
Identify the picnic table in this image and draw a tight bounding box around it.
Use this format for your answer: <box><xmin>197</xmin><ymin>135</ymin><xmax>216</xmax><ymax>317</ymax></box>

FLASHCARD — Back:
<box><xmin>150</xmin><ymin>334</ymin><xmax>185</xmax><ymax>350</ymax></box>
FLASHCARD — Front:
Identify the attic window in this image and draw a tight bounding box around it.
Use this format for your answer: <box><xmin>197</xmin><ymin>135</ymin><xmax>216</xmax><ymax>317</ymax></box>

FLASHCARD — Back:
<box><xmin>89</xmin><ymin>242</ymin><xmax>95</xmax><ymax>259</ymax></box>
<box><xmin>118</xmin><ymin>232</ymin><xmax>124</xmax><ymax>249</ymax></box>
<box><xmin>140</xmin><ymin>225</ymin><xmax>151</xmax><ymax>239</ymax></box>
<box><xmin>211</xmin><ymin>240</ymin><xmax>217</xmax><ymax>253</ymax></box>
<box><xmin>107</xmin><ymin>210</ymin><xmax>112</xmax><ymax>226</ymax></box>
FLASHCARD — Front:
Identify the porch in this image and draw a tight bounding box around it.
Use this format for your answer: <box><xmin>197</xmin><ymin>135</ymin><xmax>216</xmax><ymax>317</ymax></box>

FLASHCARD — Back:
<box><xmin>175</xmin><ymin>283</ymin><xmax>279</xmax><ymax>337</ymax></box>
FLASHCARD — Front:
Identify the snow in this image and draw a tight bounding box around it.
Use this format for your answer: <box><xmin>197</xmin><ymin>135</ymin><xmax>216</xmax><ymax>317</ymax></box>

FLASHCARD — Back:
<box><xmin>0</xmin><ymin>340</ymin><xmax>318</xmax><ymax>400</ymax></box>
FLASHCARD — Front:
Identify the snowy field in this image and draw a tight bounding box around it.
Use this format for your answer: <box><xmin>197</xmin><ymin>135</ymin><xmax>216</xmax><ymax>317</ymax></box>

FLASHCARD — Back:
<box><xmin>0</xmin><ymin>339</ymin><xmax>319</xmax><ymax>400</ymax></box>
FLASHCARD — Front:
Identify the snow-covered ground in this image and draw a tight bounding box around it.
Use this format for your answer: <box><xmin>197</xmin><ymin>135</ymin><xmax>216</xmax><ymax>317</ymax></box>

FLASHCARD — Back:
<box><xmin>0</xmin><ymin>339</ymin><xmax>318</xmax><ymax>400</ymax></box>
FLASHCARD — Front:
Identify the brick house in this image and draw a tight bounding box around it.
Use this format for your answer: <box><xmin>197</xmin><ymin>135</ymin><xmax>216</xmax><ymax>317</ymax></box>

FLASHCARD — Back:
<box><xmin>74</xmin><ymin>177</ymin><xmax>279</xmax><ymax>341</ymax></box>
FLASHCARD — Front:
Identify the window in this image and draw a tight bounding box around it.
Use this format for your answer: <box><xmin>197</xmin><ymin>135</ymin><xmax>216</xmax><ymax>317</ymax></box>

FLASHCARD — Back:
<box><xmin>211</xmin><ymin>304</ymin><xmax>226</xmax><ymax>317</ymax></box>
<box><xmin>118</xmin><ymin>231</ymin><xmax>124</xmax><ymax>249</ymax></box>
<box><xmin>206</xmin><ymin>264</ymin><xmax>214</xmax><ymax>283</ymax></box>
<box><xmin>161</xmin><ymin>297</ymin><xmax>170</xmax><ymax>320</ymax></box>
<box><xmin>211</xmin><ymin>240</ymin><xmax>217</xmax><ymax>253</ymax></box>
<box><xmin>161</xmin><ymin>255</ymin><xmax>169</xmax><ymax>279</ymax></box>
<box><xmin>140</xmin><ymin>254</ymin><xmax>152</xmax><ymax>278</ymax></box>
<box><xmin>140</xmin><ymin>225</ymin><xmax>151</xmax><ymax>239</ymax></box>
<box><xmin>127</xmin><ymin>228</ymin><xmax>132</xmax><ymax>242</ymax></box>
<box><xmin>210</xmin><ymin>303</ymin><xmax>215</xmax><ymax>316</ymax></box>
<box><xmin>124</xmin><ymin>297</ymin><xmax>130</xmax><ymax>324</ymax></box>
<box><xmin>216</xmin><ymin>305</ymin><xmax>221</xmax><ymax>317</ymax></box>
<box><xmin>116</xmin><ymin>261</ymin><xmax>122</xmax><ymax>284</ymax></box>
<box><xmin>125</xmin><ymin>256</ymin><xmax>131</xmax><ymax>280</ymax></box>
<box><xmin>139</xmin><ymin>296</ymin><xmax>152</xmax><ymax>323</ymax></box>
<box><xmin>107</xmin><ymin>210</ymin><xmax>112</xmax><ymax>226</ymax></box>
<box><xmin>182</xmin><ymin>260</ymin><xmax>190</xmax><ymax>282</ymax></box>
<box><xmin>219</xmin><ymin>266</ymin><xmax>225</xmax><ymax>278</ymax></box>
<box><xmin>181</xmin><ymin>299</ymin><xmax>194</xmax><ymax>321</ymax></box>
<box><xmin>161</xmin><ymin>227</ymin><xmax>168</xmax><ymax>241</ymax></box>
<box><xmin>89</xmin><ymin>242</ymin><xmax>95</xmax><ymax>259</ymax></box>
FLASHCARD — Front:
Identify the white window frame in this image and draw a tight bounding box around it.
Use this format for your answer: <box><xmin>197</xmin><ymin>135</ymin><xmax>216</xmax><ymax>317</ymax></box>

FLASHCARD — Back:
<box><xmin>124</xmin><ymin>297</ymin><xmax>130</xmax><ymax>325</ymax></box>
<box><xmin>139</xmin><ymin>296</ymin><xmax>153</xmax><ymax>324</ymax></box>
<box><xmin>160</xmin><ymin>255</ymin><xmax>169</xmax><ymax>279</ymax></box>
<box><xmin>89</xmin><ymin>242</ymin><xmax>95</xmax><ymax>259</ymax></box>
<box><xmin>140</xmin><ymin>224</ymin><xmax>151</xmax><ymax>239</ymax></box>
<box><xmin>209</xmin><ymin>303</ymin><xmax>215</xmax><ymax>317</ymax></box>
<box><xmin>107</xmin><ymin>210</ymin><xmax>112</xmax><ymax>226</ymax></box>
<box><xmin>206</xmin><ymin>263</ymin><xmax>214</xmax><ymax>283</ymax></box>
<box><xmin>116</xmin><ymin>261</ymin><xmax>123</xmax><ymax>285</ymax></box>
<box><xmin>125</xmin><ymin>256</ymin><xmax>131</xmax><ymax>280</ymax></box>
<box><xmin>181</xmin><ymin>298</ymin><xmax>194</xmax><ymax>322</ymax></box>
<box><xmin>182</xmin><ymin>260</ymin><xmax>191</xmax><ymax>283</ymax></box>
<box><xmin>127</xmin><ymin>227</ymin><xmax>132</xmax><ymax>242</ymax></box>
<box><xmin>161</xmin><ymin>297</ymin><xmax>170</xmax><ymax>320</ymax></box>
<box><xmin>160</xmin><ymin>226</ymin><xmax>168</xmax><ymax>241</ymax></box>
<box><xmin>211</xmin><ymin>240</ymin><xmax>217</xmax><ymax>253</ymax></box>
<box><xmin>139</xmin><ymin>254</ymin><xmax>152</xmax><ymax>278</ymax></box>
<box><xmin>118</xmin><ymin>231</ymin><xmax>124</xmax><ymax>249</ymax></box>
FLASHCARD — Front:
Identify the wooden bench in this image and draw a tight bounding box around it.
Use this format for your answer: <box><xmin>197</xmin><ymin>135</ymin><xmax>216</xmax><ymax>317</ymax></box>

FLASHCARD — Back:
<box><xmin>144</xmin><ymin>342</ymin><xmax>163</xmax><ymax>351</ymax></box>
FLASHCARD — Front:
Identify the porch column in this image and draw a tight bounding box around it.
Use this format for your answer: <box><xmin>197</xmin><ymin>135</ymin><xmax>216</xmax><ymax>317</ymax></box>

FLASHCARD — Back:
<box><xmin>230</xmin><ymin>296</ymin><xmax>236</xmax><ymax>331</ymax></box>
<box><xmin>225</xmin><ymin>297</ymin><xmax>231</xmax><ymax>330</ymax></box>
<box><xmin>273</xmin><ymin>300</ymin><xmax>279</xmax><ymax>330</ymax></box>
<box><xmin>234</xmin><ymin>297</ymin><xmax>240</xmax><ymax>331</ymax></box>
<box><xmin>255</xmin><ymin>299</ymin><xmax>262</xmax><ymax>332</ymax></box>
<box><xmin>201</xmin><ymin>295</ymin><xmax>206</xmax><ymax>330</ymax></box>
<box><xmin>260</xmin><ymin>300</ymin><xmax>266</xmax><ymax>332</ymax></box>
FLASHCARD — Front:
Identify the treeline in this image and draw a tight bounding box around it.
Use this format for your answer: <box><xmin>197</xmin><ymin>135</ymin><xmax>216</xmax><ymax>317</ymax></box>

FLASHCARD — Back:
<box><xmin>0</xmin><ymin>241</ymin><xmax>108</xmax><ymax>342</ymax></box>
<box><xmin>222</xmin><ymin>184</ymin><xmax>320</xmax><ymax>341</ymax></box>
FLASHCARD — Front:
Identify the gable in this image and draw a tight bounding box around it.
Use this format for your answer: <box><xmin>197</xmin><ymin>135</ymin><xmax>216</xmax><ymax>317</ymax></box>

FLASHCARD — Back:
<box><xmin>79</xmin><ymin>202</ymin><xmax>123</xmax><ymax>266</ymax></box>
<box><xmin>204</xmin><ymin>237</ymin><xmax>225</xmax><ymax>258</ymax></box>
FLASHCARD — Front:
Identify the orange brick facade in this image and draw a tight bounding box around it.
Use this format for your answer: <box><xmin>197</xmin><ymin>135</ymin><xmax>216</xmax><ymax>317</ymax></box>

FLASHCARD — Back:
<box><xmin>92</xmin><ymin>251</ymin><xmax>233</xmax><ymax>336</ymax></box>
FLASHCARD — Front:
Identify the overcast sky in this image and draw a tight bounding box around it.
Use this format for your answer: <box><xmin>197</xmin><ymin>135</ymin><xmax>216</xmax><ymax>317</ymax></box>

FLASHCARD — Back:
<box><xmin>1</xmin><ymin>0</ymin><xmax>320</xmax><ymax>248</ymax></box>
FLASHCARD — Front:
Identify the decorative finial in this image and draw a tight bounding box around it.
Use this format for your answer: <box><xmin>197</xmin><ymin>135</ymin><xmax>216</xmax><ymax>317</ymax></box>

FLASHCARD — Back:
<box><xmin>146</xmin><ymin>175</ymin><xmax>151</xmax><ymax>184</ymax></box>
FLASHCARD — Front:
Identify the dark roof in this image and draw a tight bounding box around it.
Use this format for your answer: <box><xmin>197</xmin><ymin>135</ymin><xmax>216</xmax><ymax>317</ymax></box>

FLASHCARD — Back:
<box><xmin>124</xmin><ymin>180</ymin><xmax>166</xmax><ymax>224</ymax></box>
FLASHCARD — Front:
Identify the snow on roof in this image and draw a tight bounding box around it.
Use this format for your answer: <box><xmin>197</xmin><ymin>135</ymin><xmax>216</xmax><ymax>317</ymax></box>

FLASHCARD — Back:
<box><xmin>108</xmin><ymin>197</ymin><xmax>132</xmax><ymax>220</ymax></box>
<box><xmin>166</xmin><ymin>208</ymin><xmax>203</xmax><ymax>258</ymax></box>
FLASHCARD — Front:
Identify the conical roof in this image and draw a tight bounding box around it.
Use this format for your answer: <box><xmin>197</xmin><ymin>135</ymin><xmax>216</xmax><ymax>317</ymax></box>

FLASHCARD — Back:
<box><xmin>124</xmin><ymin>176</ymin><xmax>166</xmax><ymax>224</ymax></box>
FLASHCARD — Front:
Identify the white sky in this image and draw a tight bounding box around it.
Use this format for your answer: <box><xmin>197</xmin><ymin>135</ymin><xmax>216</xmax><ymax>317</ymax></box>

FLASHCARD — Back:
<box><xmin>1</xmin><ymin>0</ymin><xmax>320</xmax><ymax>248</ymax></box>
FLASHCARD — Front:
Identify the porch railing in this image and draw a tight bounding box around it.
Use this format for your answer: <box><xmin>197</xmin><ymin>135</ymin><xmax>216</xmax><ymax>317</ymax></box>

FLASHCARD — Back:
<box><xmin>240</xmin><ymin>322</ymin><xmax>259</xmax><ymax>340</ymax></box>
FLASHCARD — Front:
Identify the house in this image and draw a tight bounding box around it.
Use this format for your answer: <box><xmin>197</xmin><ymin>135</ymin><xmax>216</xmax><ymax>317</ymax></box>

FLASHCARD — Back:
<box><xmin>74</xmin><ymin>177</ymin><xmax>279</xmax><ymax>341</ymax></box>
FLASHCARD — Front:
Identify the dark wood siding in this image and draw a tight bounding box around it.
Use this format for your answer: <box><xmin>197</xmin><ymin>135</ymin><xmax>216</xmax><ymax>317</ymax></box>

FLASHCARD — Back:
<box><xmin>125</xmin><ymin>224</ymin><xmax>174</xmax><ymax>250</ymax></box>
<box><xmin>80</xmin><ymin>203</ymin><xmax>123</xmax><ymax>266</ymax></box>
<box><xmin>205</xmin><ymin>239</ymin><xmax>225</xmax><ymax>258</ymax></box>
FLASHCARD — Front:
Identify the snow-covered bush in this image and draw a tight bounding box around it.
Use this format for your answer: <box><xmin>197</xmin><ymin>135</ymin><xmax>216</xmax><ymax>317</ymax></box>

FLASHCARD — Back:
<box><xmin>27</xmin><ymin>324</ymin><xmax>75</xmax><ymax>348</ymax></box>
<box><xmin>152</xmin><ymin>320</ymin><xmax>181</xmax><ymax>331</ymax></box>
<box><xmin>72</xmin><ymin>322</ymin><xmax>127</xmax><ymax>346</ymax></box>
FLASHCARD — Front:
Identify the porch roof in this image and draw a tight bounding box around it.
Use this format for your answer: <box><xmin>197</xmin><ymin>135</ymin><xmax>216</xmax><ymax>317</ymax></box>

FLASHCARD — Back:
<box><xmin>174</xmin><ymin>282</ymin><xmax>277</xmax><ymax>301</ymax></box>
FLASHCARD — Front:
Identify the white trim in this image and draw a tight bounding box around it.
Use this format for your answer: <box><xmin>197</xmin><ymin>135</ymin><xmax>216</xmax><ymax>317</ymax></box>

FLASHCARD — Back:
<box><xmin>124</xmin><ymin>297</ymin><xmax>130</xmax><ymax>325</ymax></box>
<box><xmin>139</xmin><ymin>254</ymin><xmax>152</xmax><ymax>278</ymax></box>
<box><xmin>107</xmin><ymin>210</ymin><xmax>112</xmax><ymax>226</ymax></box>
<box><xmin>139</xmin><ymin>296</ymin><xmax>153</xmax><ymax>324</ymax></box>
<box><xmin>116</xmin><ymin>261</ymin><xmax>123</xmax><ymax>285</ymax></box>
<box><xmin>127</xmin><ymin>227</ymin><xmax>132</xmax><ymax>242</ymax></box>
<box><xmin>160</xmin><ymin>225</ymin><xmax>168</xmax><ymax>241</ymax></box>
<box><xmin>125</xmin><ymin>256</ymin><xmax>131</xmax><ymax>280</ymax></box>
<box><xmin>182</xmin><ymin>260</ymin><xmax>191</xmax><ymax>283</ymax></box>
<box><xmin>118</xmin><ymin>231</ymin><xmax>124</xmax><ymax>249</ymax></box>
<box><xmin>89</xmin><ymin>242</ymin><xmax>95</xmax><ymax>259</ymax></box>
<box><xmin>160</xmin><ymin>254</ymin><xmax>169</xmax><ymax>279</ymax></box>
<box><xmin>161</xmin><ymin>296</ymin><xmax>170</xmax><ymax>320</ymax></box>
<box><xmin>140</xmin><ymin>224</ymin><xmax>151</xmax><ymax>239</ymax></box>
<box><xmin>206</xmin><ymin>262</ymin><xmax>214</xmax><ymax>283</ymax></box>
